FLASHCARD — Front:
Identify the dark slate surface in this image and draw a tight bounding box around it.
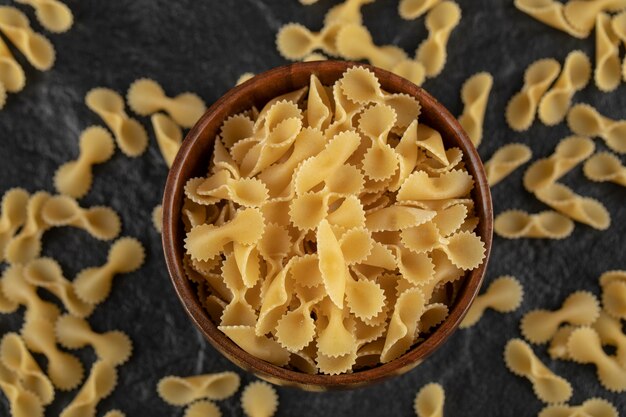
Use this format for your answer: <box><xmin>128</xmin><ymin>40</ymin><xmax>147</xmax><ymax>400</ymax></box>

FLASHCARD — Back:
<box><xmin>0</xmin><ymin>0</ymin><xmax>625</xmax><ymax>415</ymax></box>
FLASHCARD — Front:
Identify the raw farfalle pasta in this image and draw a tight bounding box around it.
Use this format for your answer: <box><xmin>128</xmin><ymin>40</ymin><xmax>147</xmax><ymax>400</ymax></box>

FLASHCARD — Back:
<box><xmin>494</xmin><ymin>210</ymin><xmax>574</xmax><ymax>239</ymax></box>
<box><xmin>564</xmin><ymin>0</ymin><xmax>624</xmax><ymax>38</ymax></box>
<box><xmin>520</xmin><ymin>291</ymin><xmax>600</xmax><ymax>344</ymax></box>
<box><xmin>567</xmin><ymin>103</ymin><xmax>626</xmax><ymax>154</ymax></box>
<box><xmin>240</xmin><ymin>381</ymin><xmax>279</xmax><ymax>417</ymax></box>
<box><xmin>151</xmin><ymin>113</ymin><xmax>183</xmax><ymax>167</ymax></box>
<box><xmin>391</xmin><ymin>59</ymin><xmax>426</xmax><ymax>86</ymax></box>
<box><xmin>548</xmin><ymin>325</ymin><xmax>575</xmax><ymax>360</ymax></box>
<box><xmin>55</xmin><ymin>314</ymin><xmax>132</xmax><ymax>366</ymax></box>
<box><xmin>484</xmin><ymin>143</ymin><xmax>532</xmax><ymax>186</ymax></box>
<box><xmin>0</xmin><ymin>362</ymin><xmax>43</xmax><ymax>417</ymax></box>
<box><xmin>0</xmin><ymin>6</ymin><xmax>55</xmax><ymax>71</ymax></box>
<box><xmin>325</xmin><ymin>0</ymin><xmax>374</xmax><ymax>25</ymax></box>
<box><xmin>506</xmin><ymin>58</ymin><xmax>560</xmax><ymax>131</ymax></box>
<box><xmin>583</xmin><ymin>152</ymin><xmax>626</xmax><ymax>186</ymax></box>
<box><xmin>599</xmin><ymin>270</ymin><xmax>626</xmax><ymax>319</ymax></box>
<box><xmin>236</xmin><ymin>72</ymin><xmax>255</xmax><ymax>86</ymax></box>
<box><xmin>127</xmin><ymin>78</ymin><xmax>206</xmax><ymax>128</ymax></box>
<box><xmin>276</xmin><ymin>22</ymin><xmax>340</xmax><ymax>60</ymax></box>
<box><xmin>54</xmin><ymin>126</ymin><xmax>115</xmax><ymax>198</ymax></box>
<box><xmin>184</xmin><ymin>401</ymin><xmax>222</xmax><ymax>417</ymax></box>
<box><xmin>59</xmin><ymin>361</ymin><xmax>117</xmax><ymax>417</ymax></box>
<box><xmin>539</xmin><ymin>398</ymin><xmax>619</xmax><ymax>417</ymax></box>
<box><xmin>73</xmin><ymin>237</ymin><xmax>145</xmax><ymax>305</ymax></box>
<box><xmin>152</xmin><ymin>204</ymin><xmax>163</xmax><ymax>233</ymax></box>
<box><xmin>593</xmin><ymin>312</ymin><xmax>626</xmax><ymax>367</ymax></box>
<box><xmin>303</xmin><ymin>53</ymin><xmax>328</xmax><ymax>62</ymax></box>
<box><xmin>460</xmin><ymin>276</ymin><xmax>523</xmax><ymax>328</ymax></box>
<box><xmin>157</xmin><ymin>372</ymin><xmax>240</xmax><ymax>406</ymax></box>
<box><xmin>413</xmin><ymin>382</ymin><xmax>444</xmax><ymax>417</ymax></box>
<box><xmin>458</xmin><ymin>72</ymin><xmax>493</xmax><ymax>147</ymax></box>
<box><xmin>85</xmin><ymin>88</ymin><xmax>149</xmax><ymax>157</ymax></box>
<box><xmin>595</xmin><ymin>13</ymin><xmax>621</xmax><ymax>92</ymax></box>
<box><xmin>336</xmin><ymin>23</ymin><xmax>408</xmax><ymax>71</ymax></box>
<box><xmin>0</xmin><ymin>264</ymin><xmax>60</xmax><ymax>324</ymax></box>
<box><xmin>0</xmin><ymin>36</ymin><xmax>25</xmax><ymax>93</ymax></box>
<box><xmin>399</xmin><ymin>0</ymin><xmax>441</xmax><ymax>20</ymax></box>
<box><xmin>14</xmin><ymin>0</ymin><xmax>73</xmax><ymax>33</ymax></box>
<box><xmin>504</xmin><ymin>338</ymin><xmax>573</xmax><ymax>404</ymax></box>
<box><xmin>218</xmin><ymin>326</ymin><xmax>290</xmax><ymax>366</ymax></box>
<box><xmin>567</xmin><ymin>327</ymin><xmax>626</xmax><ymax>392</ymax></box>
<box><xmin>42</xmin><ymin>195</ymin><xmax>121</xmax><ymax>240</ymax></box>
<box><xmin>538</xmin><ymin>50</ymin><xmax>591</xmax><ymax>125</ymax></box>
<box><xmin>0</xmin><ymin>188</ymin><xmax>29</xmax><ymax>262</ymax></box>
<box><xmin>4</xmin><ymin>191</ymin><xmax>50</xmax><ymax>265</ymax></box>
<box><xmin>513</xmin><ymin>0</ymin><xmax>587</xmax><ymax>38</ymax></box>
<box><xmin>415</xmin><ymin>1</ymin><xmax>461</xmax><ymax>78</ymax></box>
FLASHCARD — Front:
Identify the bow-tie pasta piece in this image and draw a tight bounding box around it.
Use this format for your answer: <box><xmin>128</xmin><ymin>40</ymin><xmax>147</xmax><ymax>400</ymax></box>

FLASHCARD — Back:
<box><xmin>506</xmin><ymin>58</ymin><xmax>560</xmax><ymax>132</ymax></box>
<box><xmin>399</xmin><ymin>0</ymin><xmax>441</xmax><ymax>20</ymax></box>
<box><xmin>539</xmin><ymin>398</ymin><xmax>619</xmax><ymax>417</ymax></box>
<box><xmin>521</xmin><ymin>291</ymin><xmax>600</xmax><ymax>344</ymax></box>
<box><xmin>275</xmin><ymin>285</ymin><xmax>325</xmax><ymax>351</ymax></box>
<box><xmin>593</xmin><ymin>312</ymin><xmax>626</xmax><ymax>367</ymax></box>
<box><xmin>219</xmin><ymin>326</ymin><xmax>290</xmax><ymax>366</ymax></box>
<box><xmin>324</xmin><ymin>0</ymin><xmax>374</xmax><ymax>26</ymax></box>
<box><xmin>460</xmin><ymin>276</ymin><xmax>523</xmax><ymax>328</ymax></box>
<box><xmin>567</xmin><ymin>327</ymin><xmax>626</xmax><ymax>392</ymax></box>
<box><xmin>0</xmin><ymin>7</ymin><xmax>55</xmax><ymax>71</ymax></box>
<box><xmin>85</xmin><ymin>88</ymin><xmax>148</xmax><ymax>157</ymax></box>
<box><xmin>276</xmin><ymin>22</ymin><xmax>341</xmax><ymax>60</ymax></box>
<box><xmin>184</xmin><ymin>400</ymin><xmax>221</xmax><ymax>417</ymax></box>
<box><xmin>236</xmin><ymin>72</ymin><xmax>255</xmax><ymax>86</ymax></box>
<box><xmin>547</xmin><ymin>325</ymin><xmax>576</xmax><ymax>360</ymax></box>
<box><xmin>458</xmin><ymin>72</ymin><xmax>493</xmax><ymax>147</ymax></box>
<box><xmin>613</xmin><ymin>13</ymin><xmax>626</xmax><ymax>80</ymax></box>
<box><xmin>73</xmin><ymin>237</ymin><xmax>145</xmax><ymax>305</ymax></box>
<box><xmin>0</xmin><ymin>188</ymin><xmax>29</xmax><ymax>262</ymax></box>
<box><xmin>0</xmin><ymin>263</ymin><xmax>60</xmax><ymax>322</ymax></box>
<box><xmin>152</xmin><ymin>204</ymin><xmax>163</xmax><ymax>233</ymax></box>
<box><xmin>0</xmin><ymin>333</ymin><xmax>54</xmax><ymax>405</ymax></box>
<box><xmin>484</xmin><ymin>143</ymin><xmax>532</xmax><ymax>186</ymax></box>
<box><xmin>567</xmin><ymin>103</ymin><xmax>626</xmax><ymax>154</ymax></box>
<box><xmin>564</xmin><ymin>0</ymin><xmax>625</xmax><ymax>38</ymax></box>
<box><xmin>391</xmin><ymin>59</ymin><xmax>426</xmax><ymax>87</ymax></box>
<box><xmin>534</xmin><ymin>183</ymin><xmax>610</xmax><ymax>230</ymax></box>
<box><xmin>103</xmin><ymin>411</ymin><xmax>126</xmax><ymax>417</ymax></box>
<box><xmin>523</xmin><ymin>136</ymin><xmax>595</xmax><ymax>192</ymax></box>
<box><xmin>583</xmin><ymin>152</ymin><xmax>626</xmax><ymax>187</ymax></box>
<box><xmin>241</xmin><ymin>381</ymin><xmax>278</xmax><ymax>417</ymax></box>
<box><xmin>157</xmin><ymin>372</ymin><xmax>240</xmax><ymax>406</ymax></box>
<box><xmin>151</xmin><ymin>113</ymin><xmax>183</xmax><ymax>167</ymax></box>
<box><xmin>336</xmin><ymin>24</ymin><xmax>408</xmax><ymax>71</ymax></box>
<box><xmin>513</xmin><ymin>0</ymin><xmax>588</xmax><ymax>38</ymax></box>
<box><xmin>599</xmin><ymin>270</ymin><xmax>626</xmax><ymax>319</ymax></box>
<box><xmin>55</xmin><ymin>314</ymin><xmax>132</xmax><ymax>366</ymax></box>
<box><xmin>495</xmin><ymin>210</ymin><xmax>574</xmax><ymax>239</ymax></box>
<box><xmin>358</xmin><ymin>103</ymin><xmax>400</xmax><ymax>180</ymax></box>
<box><xmin>307</xmin><ymin>74</ymin><xmax>333</xmax><ymax>131</ymax></box>
<box><xmin>42</xmin><ymin>195</ymin><xmax>121</xmax><ymax>240</ymax></box>
<box><xmin>127</xmin><ymin>79</ymin><xmax>206</xmax><ymax>128</ymax></box>
<box><xmin>594</xmin><ymin>13</ymin><xmax>621</xmax><ymax>92</ymax></box>
<box><xmin>397</xmin><ymin>170</ymin><xmax>474</xmax><ymax>201</ymax></box>
<box><xmin>317</xmin><ymin>219</ymin><xmax>349</xmax><ymax>308</ymax></box>
<box><xmin>0</xmin><ymin>37</ymin><xmax>25</xmax><ymax>95</ymax></box>
<box><xmin>381</xmin><ymin>287</ymin><xmax>426</xmax><ymax>363</ymax></box>
<box><xmin>0</xmin><ymin>362</ymin><xmax>44</xmax><ymax>417</ymax></box>
<box><xmin>414</xmin><ymin>382</ymin><xmax>444</xmax><ymax>417</ymax></box>
<box><xmin>54</xmin><ymin>126</ymin><xmax>115</xmax><ymax>198</ymax></box>
<box><xmin>4</xmin><ymin>191</ymin><xmax>50</xmax><ymax>264</ymax></box>
<box><xmin>415</xmin><ymin>1</ymin><xmax>461</xmax><ymax>78</ymax></box>
<box><xmin>538</xmin><ymin>50</ymin><xmax>591</xmax><ymax>125</ymax></box>
<box><xmin>504</xmin><ymin>338</ymin><xmax>573</xmax><ymax>403</ymax></box>
<box><xmin>15</xmin><ymin>0</ymin><xmax>73</xmax><ymax>33</ymax></box>
<box><xmin>219</xmin><ymin>254</ymin><xmax>259</xmax><ymax>326</ymax></box>
<box><xmin>60</xmin><ymin>360</ymin><xmax>117</xmax><ymax>417</ymax></box>
<box><xmin>220</xmin><ymin>113</ymin><xmax>254</xmax><ymax>149</ymax></box>
<box><xmin>365</xmin><ymin>206</ymin><xmax>436</xmax><ymax>232</ymax></box>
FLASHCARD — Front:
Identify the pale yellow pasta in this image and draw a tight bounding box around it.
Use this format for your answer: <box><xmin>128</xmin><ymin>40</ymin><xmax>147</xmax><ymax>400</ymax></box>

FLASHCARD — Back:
<box><xmin>564</xmin><ymin>0</ymin><xmax>623</xmax><ymax>37</ymax></box>
<box><xmin>220</xmin><ymin>325</ymin><xmax>290</xmax><ymax>366</ymax></box>
<box><xmin>0</xmin><ymin>264</ymin><xmax>59</xmax><ymax>323</ymax></box>
<box><xmin>236</xmin><ymin>72</ymin><xmax>255</xmax><ymax>86</ymax></box>
<box><xmin>506</xmin><ymin>58</ymin><xmax>560</xmax><ymax>131</ymax></box>
<box><xmin>220</xmin><ymin>254</ymin><xmax>258</xmax><ymax>326</ymax></box>
<box><xmin>593</xmin><ymin>312</ymin><xmax>626</xmax><ymax>367</ymax></box>
<box><xmin>55</xmin><ymin>314</ymin><xmax>132</xmax><ymax>366</ymax></box>
<box><xmin>513</xmin><ymin>0</ymin><xmax>587</xmax><ymax>38</ymax></box>
<box><xmin>567</xmin><ymin>327</ymin><xmax>626</xmax><ymax>392</ymax></box>
<box><xmin>275</xmin><ymin>285</ymin><xmax>325</xmax><ymax>351</ymax></box>
<box><xmin>157</xmin><ymin>371</ymin><xmax>240</xmax><ymax>406</ymax></box>
<box><xmin>494</xmin><ymin>210</ymin><xmax>574</xmax><ymax>239</ymax></box>
<box><xmin>599</xmin><ymin>270</ymin><xmax>626</xmax><ymax>320</ymax></box>
<box><xmin>0</xmin><ymin>36</ymin><xmax>25</xmax><ymax>93</ymax></box>
<box><xmin>60</xmin><ymin>361</ymin><xmax>117</xmax><ymax>417</ymax></box>
<box><xmin>276</xmin><ymin>22</ymin><xmax>341</xmax><ymax>60</ymax></box>
<box><xmin>42</xmin><ymin>195</ymin><xmax>121</xmax><ymax>240</ymax></box>
<box><xmin>523</xmin><ymin>136</ymin><xmax>594</xmax><ymax>192</ymax></box>
<box><xmin>547</xmin><ymin>325</ymin><xmax>575</xmax><ymax>360</ymax></box>
<box><xmin>504</xmin><ymin>338</ymin><xmax>573</xmax><ymax>403</ymax></box>
<box><xmin>85</xmin><ymin>87</ymin><xmax>148</xmax><ymax>157</ymax></box>
<box><xmin>584</xmin><ymin>152</ymin><xmax>626</xmax><ymax>187</ymax></box>
<box><xmin>391</xmin><ymin>59</ymin><xmax>426</xmax><ymax>86</ymax></box>
<box><xmin>397</xmin><ymin>170</ymin><xmax>474</xmax><ymax>201</ymax></box>
<box><xmin>14</xmin><ymin>0</ymin><xmax>73</xmax><ymax>33</ymax></box>
<box><xmin>241</xmin><ymin>381</ymin><xmax>278</xmax><ymax>417</ymax></box>
<box><xmin>595</xmin><ymin>13</ymin><xmax>621</xmax><ymax>92</ymax></box>
<box><xmin>415</xmin><ymin>1</ymin><xmax>461</xmax><ymax>77</ymax></box>
<box><xmin>102</xmin><ymin>411</ymin><xmax>126</xmax><ymax>417</ymax></box>
<box><xmin>335</xmin><ymin>23</ymin><xmax>408</xmax><ymax>71</ymax></box>
<box><xmin>151</xmin><ymin>113</ymin><xmax>182</xmax><ymax>167</ymax></box>
<box><xmin>127</xmin><ymin>78</ymin><xmax>206</xmax><ymax>128</ymax></box>
<box><xmin>0</xmin><ymin>188</ymin><xmax>29</xmax><ymax>262</ymax></box>
<box><xmin>520</xmin><ymin>291</ymin><xmax>600</xmax><ymax>344</ymax></box>
<box><xmin>381</xmin><ymin>287</ymin><xmax>425</xmax><ymax>363</ymax></box>
<box><xmin>0</xmin><ymin>333</ymin><xmax>54</xmax><ymax>405</ymax></box>
<box><xmin>567</xmin><ymin>103</ymin><xmax>626</xmax><ymax>154</ymax></box>
<box><xmin>399</xmin><ymin>0</ymin><xmax>441</xmax><ymax>20</ymax></box>
<box><xmin>460</xmin><ymin>276</ymin><xmax>523</xmax><ymax>328</ymax></box>
<box><xmin>484</xmin><ymin>143</ymin><xmax>532</xmax><ymax>186</ymax></box>
<box><xmin>414</xmin><ymin>382</ymin><xmax>444</xmax><ymax>417</ymax></box>
<box><xmin>359</xmin><ymin>103</ymin><xmax>400</xmax><ymax>180</ymax></box>
<box><xmin>538</xmin><ymin>50</ymin><xmax>591</xmax><ymax>125</ymax></box>
<box><xmin>73</xmin><ymin>237</ymin><xmax>145</xmax><ymax>304</ymax></box>
<box><xmin>4</xmin><ymin>191</ymin><xmax>50</xmax><ymax>264</ymax></box>
<box><xmin>539</xmin><ymin>398</ymin><xmax>619</xmax><ymax>417</ymax></box>
<box><xmin>184</xmin><ymin>401</ymin><xmax>221</xmax><ymax>417</ymax></box>
<box><xmin>302</xmin><ymin>52</ymin><xmax>328</xmax><ymax>62</ymax></box>
<box><xmin>324</xmin><ymin>0</ymin><xmax>374</xmax><ymax>26</ymax></box>
<box><xmin>458</xmin><ymin>72</ymin><xmax>492</xmax><ymax>147</ymax></box>
<box><xmin>0</xmin><ymin>6</ymin><xmax>55</xmax><ymax>70</ymax></box>
<box><xmin>0</xmin><ymin>362</ymin><xmax>43</xmax><ymax>417</ymax></box>
<box><xmin>54</xmin><ymin>126</ymin><xmax>115</xmax><ymax>198</ymax></box>
<box><xmin>534</xmin><ymin>182</ymin><xmax>610</xmax><ymax>230</ymax></box>
<box><xmin>152</xmin><ymin>204</ymin><xmax>163</xmax><ymax>233</ymax></box>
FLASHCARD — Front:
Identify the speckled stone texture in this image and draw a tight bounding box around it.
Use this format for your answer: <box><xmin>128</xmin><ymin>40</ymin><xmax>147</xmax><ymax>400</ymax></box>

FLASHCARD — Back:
<box><xmin>0</xmin><ymin>0</ymin><xmax>624</xmax><ymax>415</ymax></box>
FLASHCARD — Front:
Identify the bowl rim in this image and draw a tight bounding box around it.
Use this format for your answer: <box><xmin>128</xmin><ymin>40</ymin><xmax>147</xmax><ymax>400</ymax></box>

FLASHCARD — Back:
<box><xmin>162</xmin><ymin>60</ymin><xmax>493</xmax><ymax>390</ymax></box>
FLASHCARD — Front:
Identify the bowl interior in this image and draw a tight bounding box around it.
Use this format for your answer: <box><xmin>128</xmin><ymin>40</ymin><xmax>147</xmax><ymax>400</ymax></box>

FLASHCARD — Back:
<box><xmin>162</xmin><ymin>61</ymin><xmax>493</xmax><ymax>390</ymax></box>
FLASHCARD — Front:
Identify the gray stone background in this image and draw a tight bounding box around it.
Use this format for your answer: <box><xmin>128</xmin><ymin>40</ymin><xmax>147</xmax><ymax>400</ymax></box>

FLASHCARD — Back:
<box><xmin>0</xmin><ymin>0</ymin><xmax>625</xmax><ymax>415</ymax></box>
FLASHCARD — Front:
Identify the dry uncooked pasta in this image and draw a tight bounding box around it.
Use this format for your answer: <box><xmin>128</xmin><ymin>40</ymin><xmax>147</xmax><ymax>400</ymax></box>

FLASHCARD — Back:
<box><xmin>458</xmin><ymin>72</ymin><xmax>493</xmax><ymax>147</ymax></box>
<box><xmin>538</xmin><ymin>50</ymin><xmax>591</xmax><ymax>126</ymax></box>
<box><xmin>0</xmin><ymin>6</ymin><xmax>55</xmax><ymax>71</ymax></box>
<box><xmin>504</xmin><ymin>338</ymin><xmax>572</xmax><ymax>404</ymax></box>
<box><xmin>595</xmin><ymin>13</ymin><xmax>621</xmax><ymax>92</ymax></box>
<box><xmin>538</xmin><ymin>398</ymin><xmax>619</xmax><ymax>417</ymax></box>
<box><xmin>391</xmin><ymin>59</ymin><xmax>426</xmax><ymax>86</ymax></box>
<box><xmin>593</xmin><ymin>311</ymin><xmax>626</xmax><ymax>367</ymax></box>
<box><xmin>157</xmin><ymin>372</ymin><xmax>240</xmax><ymax>406</ymax></box>
<box><xmin>0</xmin><ymin>362</ymin><xmax>43</xmax><ymax>417</ymax></box>
<box><xmin>484</xmin><ymin>143</ymin><xmax>532</xmax><ymax>186</ymax></box>
<box><xmin>85</xmin><ymin>88</ymin><xmax>148</xmax><ymax>157</ymax></box>
<box><xmin>184</xmin><ymin>400</ymin><xmax>222</xmax><ymax>417</ymax></box>
<box><xmin>0</xmin><ymin>36</ymin><xmax>26</xmax><ymax>94</ymax></box>
<box><xmin>494</xmin><ymin>210</ymin><xmax>574</xmax><ymax>239</ymax></box>
<box><xmin>564</xmin><ymin>0</ymin><xmax>623</xmax><ymax>38</ymax></box>
<box><xmin>14</xmin><ymin>0</ymin><xmax>73</xmax><ymax>33</ymax></box>
<box><xmin>399</xmin><ymin>0</ymin><xmax>441</xmax><ymax>20</ymax></box>
<box><xmin>4</xmin><ymin>191</ymin><xmax>50</xmax><ymax>265</ymax></box>
<box><xmin>336</xmin><ymin>23</ymin><xmax>408</xmax><ymax>71</ymax></box>
<box><xmin>513</xmin><ymin>0</ymin><xmax>587</xmax><ymax>38</ymax></box>
<box><xmin>567</xmin><ymin>103</ymin><xmax>626</xmax><ymax>154</ymax></box>
<box><xmin>506</xmin><ymin>58</ymin><xmax>560</xmax><ymax>132</ymax></box>
<box><xmin>413</xmin><ymin>382</ymin><xmax>444</xmax><ymax>417</ymax></box>
<box><xmin>415</xmin><ymin>1</ymin><xmax>461</xmax><ymax>78</ymax></box>
<box><xmin>599</xmin><ymin>270</ymin><xmax>626</xmax><ymax>320</ymax></box>
<box><xmin>102</xmin><ymin>411</ymin><xmax>126</xmax><ymax>417</ymax></box>
<box><xmin>303</xmin><ymin>52</ymin><xmax>328</xmax><ymax>62</ymax></box>
<box><xmin>460</xmin><ymin>276</ymin><xmax>523</xmax><ymax>328</ymax></box>
<box><xmin>42</xmin><ymin>195</ymin><xmax>121</xmax><ymax>240</ymax></box>
<box><xmin>0</xmin><ymin>188</ymin><xmax>29</xmax><ymax>262</ymax></box>
<box><xmin>60</xmin><ymin>360</ymin><xmax>117</xmax><ymax>417</ymax></box>
<box><xmin>152</xmin><ymin>204</ymin><xmax>163</xmax><ymax>233</ymax></box>
<box><xmin>181</xmin><ymin>68</ymin><xmax>485</xmax><ymax>374</ymax></box>
<box><xmin>520</xmin><ymin>291</ymin><xmax>600</xmax><ymax>344</ymax></box>
<box><xmin>583</xmin><ymin>152</ymin><xmax>626</xmax><ymax>186</ymax></box>
<box><xmin>547</xmin><ymin>325</ymin><xmax>575</xmax><ymax>360</ymax></box>
<box><xmin>236</xmin><ymin>72</ymin><xmax>255</xmax><ymax>86</ymax></box>
<box><xmin>54</xmin><ymin>126</ymin><xmax>115</xmax><ymax>198</ymax></box>
<box><xmin>241</xmin><ymin>381</ymin><xmax>279</xmax><ymax>417</ymax></box>
<box><xmin>127</xmin><ymin>78</ymin><xmax>206</xmax><ymax>128</ymax></box>
<box><xmin>151</xmin><ymin>113</ymin><xmax>183</xmax><ymax>167</ymax></box>
<box><xmin>276</xmin><ymin>23</ymin><xmax>341</xmax><ymax>60</ymax></box>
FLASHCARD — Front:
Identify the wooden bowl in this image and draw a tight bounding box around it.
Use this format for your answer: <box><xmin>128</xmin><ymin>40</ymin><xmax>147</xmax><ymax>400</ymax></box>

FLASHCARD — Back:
<box><xmin>162</xmin><ymin>61</ymin><xmax>493</xmax><ymax>391</ymax></box>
